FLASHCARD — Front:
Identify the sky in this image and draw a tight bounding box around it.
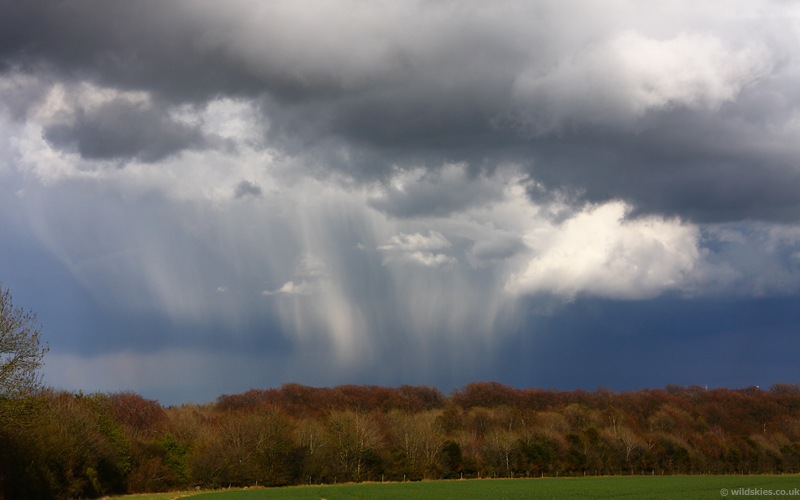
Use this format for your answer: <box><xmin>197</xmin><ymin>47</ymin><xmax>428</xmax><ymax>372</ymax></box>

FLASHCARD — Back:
<box><xmin>2</xmin><ymin>0</ymin><xmax>800</xmax><ymax>405</ymax></box>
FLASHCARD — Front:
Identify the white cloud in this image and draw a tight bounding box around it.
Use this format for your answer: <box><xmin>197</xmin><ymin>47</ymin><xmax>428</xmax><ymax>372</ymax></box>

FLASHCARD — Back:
<box><xmin>30</xmin><ymin>81</ymin><xmax>151</xmax><ymax>128</ymax></box>
<box><xmin>171</xmin><ymin>97</ymin><xmax>265</xmax><ymax>143</ymax></box>
<box><xmin>379</xmin><ymin>230</ymin><xmax>451</xmax><ymax>252</ymax></box>
<box><xmin>508</xmin><ymin>31</ymin><xmax>771</xmax><ymax>133</ymax></box>
<box><xmin>506</xmin><ymin>201</ymin><xmax>703</xmax><ymax>300</ymax></box>
<box><xmin>404</xmin><ymin>251</ymin><xmax>458</xmax><ymax>268</ymax></box>
<box><xmin>10</xmin><ymin>93</ymin><xmax>281</xmax><ymax>199</ymax></box>
<box><xmin>263</xmin><ymin>280</ymin><xmax>315</xmax><ymax>296</ymax></box>
<box><xmin>609</xmin><ymin>32</ymin><xmax>770</xmax><ymax>112</ymax></box>
<box><xmin>378</xmin><ymin>230</ymin><xmax>456</xmax><ymax>267</ymax></box>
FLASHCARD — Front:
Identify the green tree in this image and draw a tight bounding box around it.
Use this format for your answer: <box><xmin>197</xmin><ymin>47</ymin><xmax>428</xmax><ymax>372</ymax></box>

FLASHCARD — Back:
<box><xmin>0</xmin><ymin>283</ymin><xmax>48</xmax><ymax>398</ymax></box>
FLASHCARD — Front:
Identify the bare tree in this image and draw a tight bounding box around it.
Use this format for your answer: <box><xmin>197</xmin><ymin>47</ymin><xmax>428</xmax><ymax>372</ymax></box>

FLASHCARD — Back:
<box><xmin>617</xmin><ymin>426</ymin><xmax>642</xmax><ymax>467</ymax></box>
<box><xmin>326</xmin><ymin>410</ymin><xmax>381</xmax><ymax>481</ymax></box>
<box><xmin>296</xmin><ymin>417</ymin><xmax>326</xmax><ymax>458</ymax></box>
<box><xmin>487</xmin><ymin>428</ymin><xmax>518</xmax><ymax>478</ymax></box>
<box><xmin>390</xmin><ymin>411</ymin><xmax>445</xmax><ymax>478</ymax></box>
<box><xmin>0</xmin><ymin>284</ymin><xmax>48</xmax><ymax>398</ymax></box>
<box><xmin>389</xmin><ymin>410</ymin><xmax>422</xmax><ymax>469</ymax></box>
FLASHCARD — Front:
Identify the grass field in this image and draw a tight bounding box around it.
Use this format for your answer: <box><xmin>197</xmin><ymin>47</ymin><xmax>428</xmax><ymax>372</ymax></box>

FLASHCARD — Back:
<box><xmin>110</xmin><ymin>493</ymin><xmax>199</xmax><ymax>500</ymax></box>
<box><xmin>108</xmin><ymin>491</ymin><xmax>206</xmax><ymax>500</ymax></box>
<box><xmin>180</xmin><ymin>475</ymin><xmax>800</xmax><ymax>500</ymax></box>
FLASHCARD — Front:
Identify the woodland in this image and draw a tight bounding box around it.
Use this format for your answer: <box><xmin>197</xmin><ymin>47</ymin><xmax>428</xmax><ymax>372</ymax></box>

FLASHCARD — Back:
<box><xmin>2</xmin><ymin>382</ymin><xmax>800</xmax><ymax>499</ymax></box>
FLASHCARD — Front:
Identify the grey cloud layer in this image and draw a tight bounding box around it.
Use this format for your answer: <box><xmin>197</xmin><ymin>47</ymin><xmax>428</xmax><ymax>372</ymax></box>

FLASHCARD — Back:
<box><xmin>4</xmin><ymin>1</ymin><xmax>800</xmax><ymax>221</ymax></box>
<box><xmin>5</xmin><ymin>1</ymin><xmax>800</xmax><ymax>402</ymax></box>
<box><xmin>43</xmin><ymin>98</ymin><xmax>207</xmax><ymax>161</ymax></box>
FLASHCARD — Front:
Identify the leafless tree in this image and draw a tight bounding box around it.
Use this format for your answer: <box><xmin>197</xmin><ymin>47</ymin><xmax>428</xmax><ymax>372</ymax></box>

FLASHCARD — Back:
<box><xmin>487</xmin><ymin>428</ymin><xmax>518</xmax><ymax>477</ymax></box>
<box><xmin>390</xmin><ymin>411</ymin><xmax>445</xmax><ymax>478</ymax></box>
<box><xmin>617</xmin><ymin>426</ymin><xmax>642</xmax><ymax>466</ymax></box>
<box><xmin>326</xmin><ymin>410</ymin><xmax>381</xmax><ymax>481</ymax></box>
<box><xmin>0</xmin><ymin>283</ymin><xmax>48</xmax><ymax>398</ymax></box>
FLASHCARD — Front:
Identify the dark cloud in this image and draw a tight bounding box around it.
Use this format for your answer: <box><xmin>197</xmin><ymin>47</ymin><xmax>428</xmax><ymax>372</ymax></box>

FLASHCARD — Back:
<box><xmin>468</xmin><ymin>234</ymin><xmax>527</xmax><ymax>262</ymax></box>
<box><xmin>492</xmin><ymin>295</ymin><xmax>800</xmax><ymax>393</ymax></box>
<box><xmin>0</xmin><ymin>1</ymin><xmax>262</xmax><ymax>101</ymax></box>
<box><xmin>234</xmin><ymin>180</ymin><xmax>261</xmax><ymax>199</ymax></box>
<box><xmin>42</xmin><ymin>98</ymin><xmax>206</xmax><ymax>162</ymax></box>
<box><xmin>368</xmin><ymin>167</ymin><xmax>506</xmax><ymax>218</ymax></box>
<box><xmin>3</xmin><ymin>0</ymin><xmax>800</xmax><ymax>222</ymax></box>
<box><xmin>524</xmin><ymin>103</ymin><xmax>800</xmax><ymax>223</ymax></box>
<box><xmin>0</xmin><ymin>72</ymin><xmax>51</xmax><ymax>121</ymax></box>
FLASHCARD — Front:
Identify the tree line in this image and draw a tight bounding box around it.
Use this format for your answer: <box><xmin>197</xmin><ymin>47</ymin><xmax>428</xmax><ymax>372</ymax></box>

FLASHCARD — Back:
<box><xmin>2</xmin><ymin>285</ymin><xmax>800</xmax><ymax>498</ymax></box>
<box><xmin>2</xmin><ymin>382</ymin><xmax>800</xmax><ymax>499</ymax></box>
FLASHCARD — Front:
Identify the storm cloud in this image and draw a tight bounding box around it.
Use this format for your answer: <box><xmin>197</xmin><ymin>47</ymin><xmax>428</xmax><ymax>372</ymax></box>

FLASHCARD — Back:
<box><xmin>3</xmin><ymin>0</ymin><xmax>800</xmax><ymax>219</ymax></box>
<box><xmin>2</xmin><ymin>0</ymin><xmax>800</xmax><ymax>403</ymax></box>
<box><xmin>42</xmin><ymin>96</ymin><xmax>207</xmax><ymax>161</ymax></box>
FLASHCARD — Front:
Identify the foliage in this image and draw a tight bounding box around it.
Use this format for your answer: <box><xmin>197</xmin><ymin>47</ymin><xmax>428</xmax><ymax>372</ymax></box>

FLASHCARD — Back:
<box><xmin>0</xmin><ymin>390</ymin><xmax>129</xmax><ymax>499</ymax></box>
<box><xmin>216</xmin><ymin>384</ymin><xmax>443</xmax><ymax>416</ymax></box>
<box><xmin>7</xmin><ymin>383</ymin><xmax>800</xmax><ymax>498</ymax></box>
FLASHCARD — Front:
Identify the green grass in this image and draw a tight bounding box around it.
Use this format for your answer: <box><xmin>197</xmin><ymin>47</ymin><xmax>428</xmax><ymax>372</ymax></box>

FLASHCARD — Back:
<box><xmin>183</xmin><ymin>475</ymin><xmax>800</xmax><ymax>500</ymax></box>
<box><xmin>108</xmin><ymin>492</ymin><xmax>202</xmax><ymax>500</ymax></box>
